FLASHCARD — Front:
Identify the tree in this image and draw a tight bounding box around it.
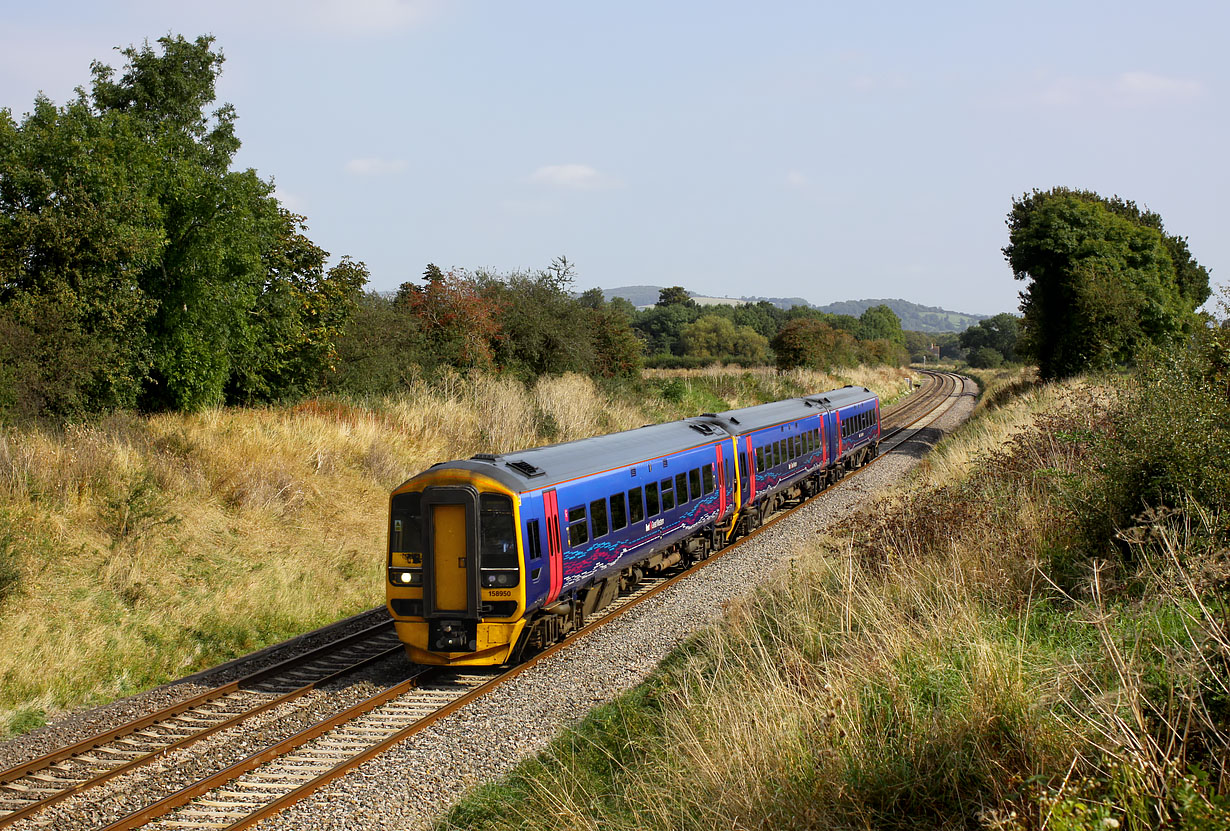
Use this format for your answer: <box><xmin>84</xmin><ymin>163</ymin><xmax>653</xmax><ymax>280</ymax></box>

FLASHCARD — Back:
<box><xmin>632</xmin><ymin>303</ymin><xmax>701</xmax><ymax>356</ymax></box>
<box><xmin>656</xmin><ymin>286</ymin><xmax>695</xmax><ymax>307</ymax></box>
<box><xmin>586</xmin><ymin>306</ymin><xmax>644</xmax><ymax>378</ymax></box>
<box><xmin>485</xmin><ymin>267</ymin><xmax>589</xmax><ymax>377</ymax></box>
<box><xmin>398</xmin><ymin>266</ymin><xmax>501</xmax><ymax>371</ymax></box>
<box><xmin>856</xmin><ymin>304</ymin><xmax>905</xmax><ymax>345</ymax></box>
<box><xmin>577</xmin><ymin>287</ymin><xmax>606</xmax><ymax>310</ymax></box>
<box><xmin>679</xmin><ymin>315</ymin><xmax>768</xmax><ymax>363</ymax></box>
<box><xmin>326</xmin><ymin>291</ymin><xmax>427</xmax><ymax>396</ymax></box>
<box><xmin>733</xmin><ymin>301</ymin><xmax>786</xmax><ymax>339</ymax></box>
<box><xmin>0</xmin><ymin>34</ymin><xmax>363</xmax><ymax>416</ymax></box>
<box><xmin>1004</xmin><ymin>188</ymin><xmax>1209</xmax><ymax>380</ymax></box>
<box><xmin>771</xmin><ymin>318</ymin><xmax>858</xmax><ymax>371</ymax></box>
<box><xmin>959</xmin><ymin>313</ymin><xmax>1021</xmax><ymax>363</ymax></box>
<box><xmin>0</xmin><ymin>94</ymin><xmax>162</xmax><ymax>415</ymax></box>
<box><xmin>967</xmin><ymin>346</ymin><xmax>1004</xmax><ymax>368</ymax></box>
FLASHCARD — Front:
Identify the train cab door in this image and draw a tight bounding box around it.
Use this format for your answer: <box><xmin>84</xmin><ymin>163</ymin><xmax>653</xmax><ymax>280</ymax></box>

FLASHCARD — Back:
<box><xmin>422</xmin><ymin>487</ymin><xmax>480</xmax><ymax>619</ymax></box>
<box><xmin>543</xmin><ymin>488</ymin><xmax>564</xmax><ymax>604</ymax></box>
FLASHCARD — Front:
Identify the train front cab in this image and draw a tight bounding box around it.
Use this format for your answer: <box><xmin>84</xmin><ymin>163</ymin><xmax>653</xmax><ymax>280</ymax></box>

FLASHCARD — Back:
<box><xmin>386</xmin><ymin>470</ymin><xmax>528</xmax><ymax>666</ymax></box>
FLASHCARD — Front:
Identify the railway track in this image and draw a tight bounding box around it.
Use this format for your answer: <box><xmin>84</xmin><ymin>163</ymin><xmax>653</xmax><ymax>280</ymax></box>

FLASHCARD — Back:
<box><xmin>3</xmin><ymin>371</ymin><xmax>964</xmax><ymax>831</ymax></box>
<box><xmin>0</xmin><ymin>620</ymin><xmax>402</xmax><ymax>828</ymax></box>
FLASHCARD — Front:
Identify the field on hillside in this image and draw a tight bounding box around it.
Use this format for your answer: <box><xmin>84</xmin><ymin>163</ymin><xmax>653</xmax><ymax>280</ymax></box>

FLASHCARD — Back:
<box><xmin>0</xmin><ymin>366</ymin><xmax>909</xmax><ymax>736</ymax></box>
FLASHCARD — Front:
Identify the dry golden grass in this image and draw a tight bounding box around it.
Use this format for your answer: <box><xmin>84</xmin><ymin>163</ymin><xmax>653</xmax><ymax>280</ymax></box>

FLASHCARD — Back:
<box><xmin>444</xmin><ymin>367</ymin><xmax>1230</xmax><ymax>830</ymax></box>
<box><xmin>2</xmin><ymin>366</ymin><xmax>869</xmax><ymax>732</ymax></box>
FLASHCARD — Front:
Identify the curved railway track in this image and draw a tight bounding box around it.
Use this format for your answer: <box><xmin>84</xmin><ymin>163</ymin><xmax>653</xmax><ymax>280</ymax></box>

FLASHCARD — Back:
<box><xmin>1</xmin><ymin>371</ymin><xmax>965</xmax><ymax>831</ymax></box>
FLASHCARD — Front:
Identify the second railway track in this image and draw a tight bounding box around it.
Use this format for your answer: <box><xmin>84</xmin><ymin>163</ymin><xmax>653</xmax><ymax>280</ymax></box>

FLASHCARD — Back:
<box><xmin>1</xmin><ymin>371</ymin><xmax>966</xmax><ymax>831</ymax></box>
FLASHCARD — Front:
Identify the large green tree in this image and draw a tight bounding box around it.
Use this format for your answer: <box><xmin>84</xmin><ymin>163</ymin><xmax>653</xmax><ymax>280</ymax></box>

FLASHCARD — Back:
<box><xmin>856</xmin><ymin>304</ymin><xmax>905</xmax><ymax>345</ymax></box>
<box><xmin>0</xmin><ymin>35</ymin><xmax>363</xmax><ymax>417</ymax></box>
<box><xmin>1004</xmin><ymin>188</ymin><xmax>1209</xmax><ymax>380</ymax></box>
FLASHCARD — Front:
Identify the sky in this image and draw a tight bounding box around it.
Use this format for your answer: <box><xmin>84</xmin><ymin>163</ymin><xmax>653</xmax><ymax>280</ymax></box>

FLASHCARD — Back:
<box><xmin>1</xmin><ymin>1</ymin><xmax>1226</xmax><ymax>316</ymax></box>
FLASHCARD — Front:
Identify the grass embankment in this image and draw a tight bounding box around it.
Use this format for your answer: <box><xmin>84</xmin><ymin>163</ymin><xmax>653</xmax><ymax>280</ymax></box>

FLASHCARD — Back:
<box><xmin>446</xmin><ymin>358</ymin><xmax>1230</xmax><ymax>830</ymax></box>
<box><xmin>0</xmin><ymin>365</ymin><xmax>908</xmax><ymax>736</ymax></box>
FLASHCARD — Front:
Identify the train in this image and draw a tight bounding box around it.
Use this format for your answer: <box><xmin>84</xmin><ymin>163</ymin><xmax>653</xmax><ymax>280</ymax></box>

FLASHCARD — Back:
<box><xmin>385</xmin><ymin>385</ymin><xmax>881</xmax><ymax>666</ymax></box>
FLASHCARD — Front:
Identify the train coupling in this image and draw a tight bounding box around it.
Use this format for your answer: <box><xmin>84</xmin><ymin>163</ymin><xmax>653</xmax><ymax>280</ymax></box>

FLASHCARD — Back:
<box><xmin>431</xmin><ymin>619</ymin><xmax>477</xmax><ymax>652</ymax></box>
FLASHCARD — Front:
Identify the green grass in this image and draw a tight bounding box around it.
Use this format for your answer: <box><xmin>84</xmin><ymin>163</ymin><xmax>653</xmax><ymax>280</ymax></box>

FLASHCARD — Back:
<box><xmin>440</xmin><ymin>361</ymin><xmax>1230</xmax><ymax>831</ymax></box>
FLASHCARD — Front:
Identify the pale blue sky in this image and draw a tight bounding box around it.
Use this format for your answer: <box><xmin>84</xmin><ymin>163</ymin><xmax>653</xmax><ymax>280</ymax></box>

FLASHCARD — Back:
<box><xmin>2</xmin><ymin>1</ymin><xmax>1225</xmax><ymax>315</ymax></box>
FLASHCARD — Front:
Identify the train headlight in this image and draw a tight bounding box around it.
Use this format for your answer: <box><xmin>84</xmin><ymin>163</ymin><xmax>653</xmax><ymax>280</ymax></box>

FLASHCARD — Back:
<box><xmin>389</xmin><ymin>569</ymin><xmax>422</xmax><ymax>586</ymax></box>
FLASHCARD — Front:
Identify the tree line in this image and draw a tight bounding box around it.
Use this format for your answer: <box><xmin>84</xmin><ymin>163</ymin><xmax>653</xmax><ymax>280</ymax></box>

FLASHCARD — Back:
<box><xmin>0</xmin><ymin>34</ymin><xmax>919</xmax><ymax>423</ymax></box>
<box><xmin>5</xmin><ymin>36</ymin><xmax>1203</xmax><ymax>423</ymax></box>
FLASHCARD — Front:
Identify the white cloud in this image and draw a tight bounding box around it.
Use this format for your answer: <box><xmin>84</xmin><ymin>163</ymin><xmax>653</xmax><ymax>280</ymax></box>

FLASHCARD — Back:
<box><xmin>1114</xmin><ymin>71</ymin><xmax>1202</xmax><ymax>100</ymax></box>
<box><xmin>1038</xmin><ymin>71</ymin><xmax>1204</xmax><ymax>108</ymax></box>
<box><xmin>344</xmin><ymin>157</ymin><xmax>408</xmax><ymax>176</ymax></box>
<box><xmin>529</xmin><ymin>163</ymin><xmax>617</xmax><ymax>190</ymax></box>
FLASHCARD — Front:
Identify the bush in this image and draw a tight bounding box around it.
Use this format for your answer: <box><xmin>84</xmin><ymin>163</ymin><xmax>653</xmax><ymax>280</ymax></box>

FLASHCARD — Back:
<box><xmin>1073</xmin><ymin>329</ymin><xmax>1230</xmax><ymax>559</ymax></box>
<box><xmin>968</xmin><ymin>346</ymin><xmax>1004</xmax><ymax>368</ymax></box>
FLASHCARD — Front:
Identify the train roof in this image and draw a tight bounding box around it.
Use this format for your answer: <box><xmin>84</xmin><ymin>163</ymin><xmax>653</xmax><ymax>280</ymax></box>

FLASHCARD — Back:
<box><xmin>407</xmin><ymin>385</ymin><xmax>879</xmax><ymax>494</ymax></box>
<box><xmin>702</xmin><ymin>397</ymin><xmax>820</xmax><ymax>433</ymax></box>
<box><xmin>804</xmin><ymin>385</ymin><xmax>878</xmax><ymax>409</ymax></box>
<box><xmin>431</xmin><ymin>419</ymin><xmax>722</xmax><ymax>493</ymax></box>
<box><xmin>704</xmin><ymin>386</ymin><xmax>877</xmax><ymax>433</ymax></box>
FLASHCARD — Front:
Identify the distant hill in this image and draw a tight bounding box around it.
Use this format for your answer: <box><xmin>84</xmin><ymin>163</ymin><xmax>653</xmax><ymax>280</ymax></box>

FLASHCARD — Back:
<box><xmin>601</xmin><ymin>286</ymin><xmax>811</xmax><ymax>310</ymax></box>
<box><xmin>813</xmin><ymin>299</ymin><xmax>988</xmax><ymax>333</ymax></box>
<box><xmin>601</xmin><ymin>286</ymin><xmax>986</xmax><ymax>333</ymax></box>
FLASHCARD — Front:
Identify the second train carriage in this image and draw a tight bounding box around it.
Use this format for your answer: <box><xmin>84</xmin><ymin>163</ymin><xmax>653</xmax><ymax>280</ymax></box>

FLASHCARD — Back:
<box><xmin>386</xmin><ymin>386</ymin><xmax>881</xmax><ymax>666</ymax></box>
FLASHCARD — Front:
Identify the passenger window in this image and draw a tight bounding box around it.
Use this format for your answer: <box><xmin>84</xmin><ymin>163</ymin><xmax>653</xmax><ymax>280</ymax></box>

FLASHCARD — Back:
<box><xmin>590</xmin><ymin>498</ymin><xmax>608</xmax><ymax>538</ymax></box>
<box><xmin>526</xmin><ymin>519</ymin><xmax>541</xmax><ymax>559</ymax></box>
<box><xmin>774</xmin><ymin>442</ymin><xmax>782</xmax><ymax>467</ymax></box>
<box><xmin>610</xmin><ymin>492</ymin><xmax>627</xmax><ymax>531</ymax></box>
<box><xmin>628</xmin><ymin>487</ymin><xmax>644</xmax><ymax>523</ymax></box>
<box><xmin>702</xmin><ymin>464</ymin><xmax>714</xmax><ymax>494</ymax></box>
<box><xmin>755</xmin><ymin>446</ymin><xmax>764</xmax><ymax>472</ymax></box>
<box><xmin>689</xmin><ymin>468</ymin><xmax>701</xmax><ymax>500</ymax></box>
<box><xmin>567</xmin><ymin>505</ymin><xmax>588</xmax><ymax>547</ymax></box>
<box><xmin>660</xmin><ymin>478</ymin><xmax>675</xmax><ymax>511</ymax></box>
<box><xmin>646</xmin><ymin>482</ymin><xmax>660</xmax><ymax>516</ymax></box>
<box><xmin>676</xmin><ymin>472</ymin><xmax>689</xmax><ymax>503</ymax></box>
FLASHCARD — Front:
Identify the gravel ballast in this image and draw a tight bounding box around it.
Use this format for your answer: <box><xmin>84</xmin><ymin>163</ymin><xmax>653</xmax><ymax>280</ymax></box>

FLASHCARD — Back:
<box><xmin>0</xmin><ymin>379</ymin><xmax>974</xmax><ymax>831</ymax></box>
<box><xmin>249</xmin><ymin>381</ymin><xmax>977</xmax><ymax>831</ymax></box>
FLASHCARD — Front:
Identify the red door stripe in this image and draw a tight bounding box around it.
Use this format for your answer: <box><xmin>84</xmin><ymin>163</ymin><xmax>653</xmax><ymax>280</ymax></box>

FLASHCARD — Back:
<box><xmin>543</xmin><ymin>489</ymin><xmax>563</xmax><ymax>603</ymax></box>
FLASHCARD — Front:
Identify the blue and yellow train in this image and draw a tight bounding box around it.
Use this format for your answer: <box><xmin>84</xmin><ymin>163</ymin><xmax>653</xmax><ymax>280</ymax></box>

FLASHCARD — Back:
<box><xmin>386</xmin><ymin>386</ymin><xmax>880</xmax><ymax>666</ymax></box>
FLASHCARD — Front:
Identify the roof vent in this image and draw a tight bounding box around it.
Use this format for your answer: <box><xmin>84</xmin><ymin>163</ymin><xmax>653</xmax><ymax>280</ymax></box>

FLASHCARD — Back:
<box><xmin>729</xmin><ymin>417</ymin><xmax>740</xmax><ymax>425</ymax></box>
<box><xmin>689</xmin><ymin>423</ymin><xmax>716</xmax><ymax>435</ymax></box>
<box><xmin>471</xmin><ymin>453</ymin><xmax>498</xmax><ymax>463</ymax></box>
<box><xmin>505</xmin><ymin>460</ymin><xmax>545</xmax><ymax>478</ymax></box>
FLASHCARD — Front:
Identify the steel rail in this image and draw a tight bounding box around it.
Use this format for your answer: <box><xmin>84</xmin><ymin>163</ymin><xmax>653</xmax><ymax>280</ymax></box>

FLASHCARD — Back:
<box><xmin>99</xmin><ymin>371</ymin><xmax>966</xmax><ymax>831</ymax></box>
<box><xmin>0</xmin><ymin>620</ymin><xmax>398</xmax><ymax>827</ymax></box>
